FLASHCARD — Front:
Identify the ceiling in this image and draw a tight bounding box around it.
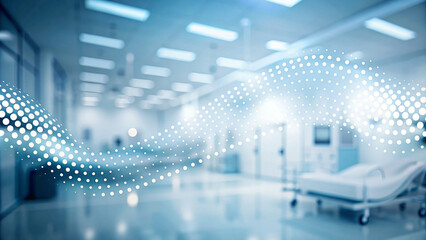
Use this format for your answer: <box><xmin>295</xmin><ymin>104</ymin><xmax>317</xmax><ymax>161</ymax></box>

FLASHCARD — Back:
<box><xmin>2</xmin><ymin>0</ymin><xmax>425</xmax><ymax>110</ymax></box>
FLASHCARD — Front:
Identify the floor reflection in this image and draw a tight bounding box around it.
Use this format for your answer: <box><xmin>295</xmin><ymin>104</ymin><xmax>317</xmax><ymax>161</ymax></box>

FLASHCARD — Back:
<box><xmin>1</xmin><ymin>170</ymin><xmax>425</xmax><ymax>240</ymax></box>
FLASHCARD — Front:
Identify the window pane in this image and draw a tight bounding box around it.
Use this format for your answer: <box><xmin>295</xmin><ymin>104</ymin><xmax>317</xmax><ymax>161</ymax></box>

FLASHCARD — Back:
<box><xmin>0</xmin><ymin>49</ymin><xmax>17</xmax><ymax>88</ymax></box>
<box><xmin>0</xmin><ymin>13</ymin><xmax>19</xmax><ymax>54</ymax></box>
<box><xmin>0</xmin><ymin>142</ymin><xmax>16</xmax><ymax>212</ymax></box>
<box><xmin>22</xmin><ymin>66</ymin><xmax>36</xmax><ymax>98</ymax></box>
<box><xmin>23</xmin><ymin>38</ymin><xmax>36</xmax><ymax>67</ymax></box>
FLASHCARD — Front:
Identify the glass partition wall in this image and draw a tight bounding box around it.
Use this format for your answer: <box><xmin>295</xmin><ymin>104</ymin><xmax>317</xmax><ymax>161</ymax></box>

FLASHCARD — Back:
<box><xmin>0</xmin><ymin>3</ymin><xmax>40</xmax><ymax>218</ymax></box>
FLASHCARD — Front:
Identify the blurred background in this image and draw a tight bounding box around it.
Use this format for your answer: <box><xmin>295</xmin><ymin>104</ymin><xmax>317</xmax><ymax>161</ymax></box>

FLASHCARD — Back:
<box><xmin>0</xmin><ymin>0</ymin><xmax>425</xmax><ymax>239</ymax></box>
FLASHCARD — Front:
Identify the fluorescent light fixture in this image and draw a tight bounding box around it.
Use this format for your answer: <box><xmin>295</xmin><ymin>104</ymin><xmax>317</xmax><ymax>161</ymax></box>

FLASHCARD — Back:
<box><xmin>146</xmin><ymin>95</ymin><xmax>162</xmax><ymax>105</ymax></box>
<box><xmin>85</xmin><ymin>0</ymin><xmax>150</xmax><ymax>22</ymax></box>
<box><xmin>188</xmin><ymin>73</ymin><xmax>214</xmax><ymax>84</ymax></box>
<box><xmin>82</xmin><ymin>101</ymin><xmax>98</xmax><ymax>107</ymax></box>
<box><xmin>82</xmin><ymin>96</ymin><xmax>100</xmax><ymax>102</ymax></box>
<box><xmin>265</xmin><ymin>0</ymin><xmax>301</xmax><ymax>7</ymax></box>
<box><xmin>156</xmin><ymin>48</ymin><xmax>196</xmax><ymax>62</ymax></box>
<box><xmin>0</xmin><ymin>30</ymin><xmax>13</xmax><ymax>41</ymax></box>
<box><xmin>80</xmin><ymin>33</ymin><xmax>124</xmax><ymax>49</ymax></box>
<box><xmin>80</xmin><ymin>82</ymin><xmax>106</xmax><ymax>93</ymax></box>
<box><xmin>186</xmin><ymin>22</ymin><xmax>238</xmax><ymax>41</ymax></box>
<box><xmin>115</xmin><ymin>95</ymin><xmax>134</xmax><ymax>108</ymax></box>
<box><xmin>79</xmin><ymin>56</ymin><xmax>115</xmax><ymax>70</ymax></box>
<box><xmin>157</xmin><ymin>90</ymin><xmax>176</xmax><ymax>100</ymax></box>
<box><xmin>123</xmin><ymin>86</ymin><xmax>143</xmax><ymax>97</ymax></box>
<box><xmin>265</xmin><ymin>40</ymin><xmax>289</xmax><ymax>51</ymax></box>
<box><xmin>129</xmin><ymin>79</ymin><xmax>154</xmax><ymax>89</ymax></box>
<box><xmin>80</xmin><ymin>72</ymin><xmax>109</xmax><ymax>84</ymax></box>
<box><xmin>118</xmin><ymin>95</ymin><xmax>134</xmax><ymax>103</ymax></box>
<box><xmin>81</xmin><ymin>92</ymin><xmax>102</xmax><ymax>98</ymax></box>
<box><xmin>364</xmin><ymin>18</ymin><xmax>416</xmax><ymax>41</ymax></box>
<box><xmin>141</xmin><ymin>65</ymin><xmax>170</xmax><ymax>77</ymax></box>
<box><xmin>216</xmin><ymin>57</ymin><xmax>247</xmax><ymax>69</ymax></box>
<box><xmin>140</xmin><ymin>101</ymin><xmax>152</xmax><ymax>109</ymax></box>
<box><xmin>171</xmin><ymin>82</ymin><xmax>193</xmax><ymax>93</ymax></box>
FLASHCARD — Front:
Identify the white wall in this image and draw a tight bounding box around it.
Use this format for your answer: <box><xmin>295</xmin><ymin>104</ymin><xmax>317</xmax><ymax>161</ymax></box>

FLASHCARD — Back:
<box><xmin>73</xmin><ymin>106</ymin><xmax>160</xmax><ymax>151</ymax></box>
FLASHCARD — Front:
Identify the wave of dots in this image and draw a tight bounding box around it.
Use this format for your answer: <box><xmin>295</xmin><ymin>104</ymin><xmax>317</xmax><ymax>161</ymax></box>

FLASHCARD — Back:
<box><xmin>0</xmin><ymin>48</ymin><xmax>424</xmax><ymax>197</ymax></box>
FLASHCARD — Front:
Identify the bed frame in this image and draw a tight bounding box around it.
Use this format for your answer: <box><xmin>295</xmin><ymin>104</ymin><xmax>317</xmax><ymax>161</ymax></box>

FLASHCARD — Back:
<box><xmin>289</xmin><ymin>166</ymin><xmax>426</xmax><ymax>225</ymax></box>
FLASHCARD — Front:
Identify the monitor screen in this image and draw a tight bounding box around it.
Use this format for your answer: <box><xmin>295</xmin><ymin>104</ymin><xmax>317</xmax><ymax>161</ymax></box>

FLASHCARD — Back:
<box><xmin>314</xmin><ymin>126</ymin><xmax>331</xmax><ymax>145</ymax></box>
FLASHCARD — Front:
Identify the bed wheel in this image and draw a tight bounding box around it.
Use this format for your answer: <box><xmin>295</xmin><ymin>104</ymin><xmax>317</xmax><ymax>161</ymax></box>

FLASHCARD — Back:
<box><xmin>359</xmin><ymin>215</ymin><xmax>369</xmax><ymax>225</ymax></box>
<box><xmin>399</xmin><ymin>203</ymin><xmax>406</xmax><ymax>211</ymax></box>
<box><xmin>290</xmin><ymin>199</ymin><xmax>297</xmax><ymax>207</ymax></box>
<box><xmin>418</xmin><ymin>207</ymin><xmax>426</xmax><ymax>218</ymax></box>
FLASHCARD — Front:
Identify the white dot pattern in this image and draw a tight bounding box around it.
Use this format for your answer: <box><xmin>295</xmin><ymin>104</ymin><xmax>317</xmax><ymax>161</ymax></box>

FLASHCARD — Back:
<box><xmin>0</xmin><ymin>49</ymin><xmax>424</xmax><ymax>197</ymax></box>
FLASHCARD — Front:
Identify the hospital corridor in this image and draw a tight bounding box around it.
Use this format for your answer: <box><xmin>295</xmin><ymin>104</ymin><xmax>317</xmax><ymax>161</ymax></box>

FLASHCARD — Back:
<box><xmin>0</xmin><ymin>0</ymin><xmax>425</xmax><ymax>239</ymax></box>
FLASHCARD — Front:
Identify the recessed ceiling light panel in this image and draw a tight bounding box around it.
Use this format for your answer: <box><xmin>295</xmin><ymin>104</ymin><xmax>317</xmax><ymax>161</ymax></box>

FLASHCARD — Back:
<box><xmin>171</xmin><ymin>83</ymin><xmax>193</xmax><ymax>93</ymax></box>
<box><xmin>141</xmin><ymin>65</ymin><xmax>171</xmax><ymax>77</ymax></box>
<box><xmin>188</xmin><ymin>73</ymin><xmax>214</xmax><ymax>84</ymax></box>
<box><xmin>364</xmin><ymin>18</ymin><xmax>416</xmax><ymax>41</ymax></box>
<box><xmin>80</xmin><ymin>72</ymin><xmax>109</xmax><ymax>84</ymax></box>
<box><xmin>79</xmin><ymin>56</ymin><xmax>115</xmax><ymax>70</ymax></box>
<box><xmin>265</xmin><ymin>40</ymin><xmax>289</xmax><ymax>51</ymax></box>
<box><xmin>266</xmin><ymin>0</ymin><xmax>301</xmax><ymax>7</ymax></box>
<box><xmin>157</xmin><ymin>48</ymin><xmax>196</xmax><ymax>62</ymax></box>
<box><xmin>80</xmin><ymin>33</ymin><xmax>124</xmax><ymax>49</ymax></box>
<box><xmin>80</xmin><ymin>82</ymin><xmax>106</xmax><ymax>93</ymax></box>
<box><xmin>129</xmin><ymin>79</ymin><xmax>155</xmax><ymax>89</ymax></box>
<box><xmin>157</xmin><ymin>90</ymin><xmax>176</xmax><ymax>100</ymax></box>
<box><xmin>85</xmin><ymin>0</ymin><xmax>150</xmax><ymax>22</ymax></box>
<box><xmin>123</xmin><ymin>86</ymin><xmax>144</xmax><ymax>97</ymax></box>
<box><xmin>186</xmin><ymin>22</ymin><xmax>238</xmax><ymax>41</ymax></box>
<box><xmin>216</xmin><ymin>57</ymin><xmax>247</xmax><ymax>69</ymax></box>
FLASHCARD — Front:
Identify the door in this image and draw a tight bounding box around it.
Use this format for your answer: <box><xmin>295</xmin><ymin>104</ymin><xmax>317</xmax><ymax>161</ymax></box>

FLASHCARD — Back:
<box><xmin>260</xmin><ymin>124</ymin><xmax>286</xmax><ymax>181</ymax></box>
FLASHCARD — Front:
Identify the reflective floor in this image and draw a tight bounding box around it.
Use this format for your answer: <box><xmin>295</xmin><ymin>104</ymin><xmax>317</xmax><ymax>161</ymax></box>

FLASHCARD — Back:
<box><xmin>1</xmin><ymin>170</ymin><xmax>426</xmax><ymax>240</ymax></box>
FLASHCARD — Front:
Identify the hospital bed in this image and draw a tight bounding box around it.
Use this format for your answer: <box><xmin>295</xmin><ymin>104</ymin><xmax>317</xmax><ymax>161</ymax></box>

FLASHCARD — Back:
<box><xmin>291</xmin><ymin>158</ymin><xmax>426</xmax><ymax>225</ymax></box>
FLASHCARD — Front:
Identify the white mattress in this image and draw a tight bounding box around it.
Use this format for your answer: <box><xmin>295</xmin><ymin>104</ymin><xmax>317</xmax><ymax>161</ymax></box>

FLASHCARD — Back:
<box><xmin>299</xmin><ymin>159</ymin><xmax>425</xmax><ymax>202</ymax></box>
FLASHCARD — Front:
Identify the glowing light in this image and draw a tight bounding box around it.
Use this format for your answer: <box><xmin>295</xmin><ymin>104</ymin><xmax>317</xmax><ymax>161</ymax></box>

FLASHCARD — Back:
<box><xmin>128</xmin><ymin>128</ymin><xmax>138</xmax><ymax>137</ymax></box>
<box><xmin>265</xmin><ymin>0</ymin><xmax>301</xmax><ymax>7</ymax></box>
<box><xmin>188</xmin><ymin>73</ymin><xmax>214</xmax><ymax>84</ymax></box>
<box><xmin>127</xmin><ymin>192</ymin><xmax>139</xmax><ymax>207</ymax></box>
<box><xmin>365</xmin><ymin>18</ymin><xmax>416</xmax><ymax>41</ymax></box>
<box><xmin>216</xmin><ymin>57</ymin><xmax>247</xmax><ymax>69</ymax></box>
<box><xmin>186</xmin><ymin>22</ymin><xmax>238</xmax><ymax>41</ymax></box>
<box><xmin>141</xmin><ymin>65</ymin><xmax>170</xmax><ymax>77</ymax></box>
<box><xmin>157</xmin><ymin>48</ymin><xmax>196</xmax><ymax>62</ymax></box>
<box><xmin>85</xmin><ymin>0</ymin><xmax>150</xmax><ymax>22</ymax></box>
<box><xmin>129</xmin><ymin>79</ymin><xmax>154</xmax><ymax>89</ymax></box>
<box><xmin>171</xmin><ymin>83</ymin><xmax>193</xmax><ymax>93</ymax></box>
<box><xmin>79</xmin><ymin>33</ymin><xmax>124</xmax><ymax>49</ymax></box>
<box><xmin>265</xmin><ymin>40</ymin><xmax>289</xmax><ymax>51</ymax></box>
<box><xmin>79</xmin><ymin>56</ymin><xmax>115</xmax><ymax>70</ymax></box>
